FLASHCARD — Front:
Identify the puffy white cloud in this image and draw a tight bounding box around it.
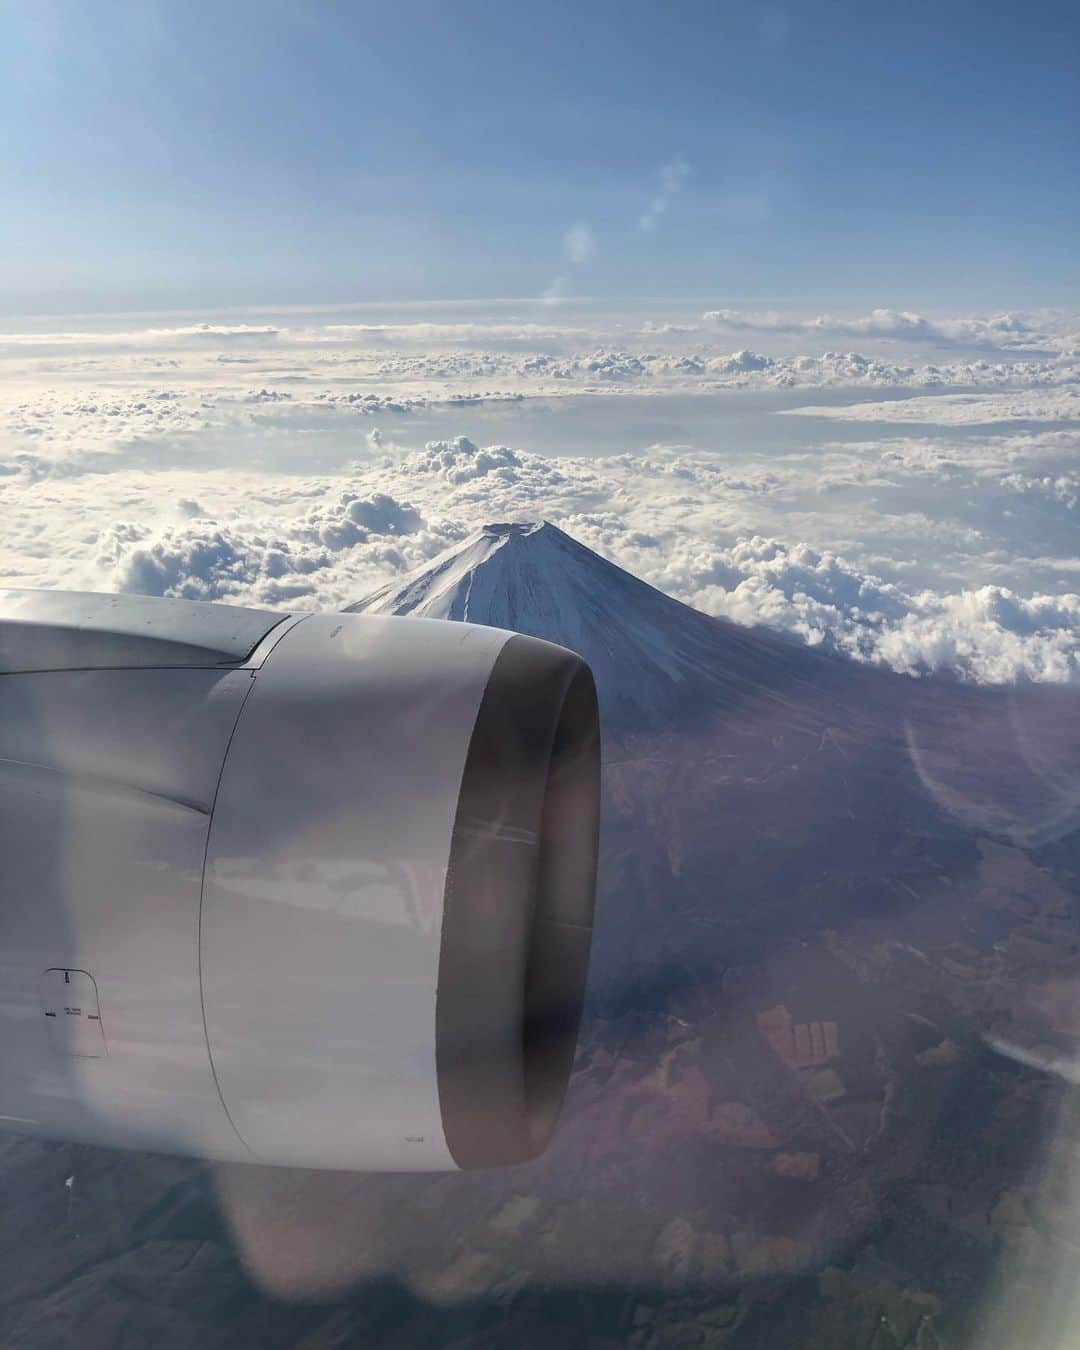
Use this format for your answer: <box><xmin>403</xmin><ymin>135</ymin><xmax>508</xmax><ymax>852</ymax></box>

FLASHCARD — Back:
<box><xmin>118</xmin><ymin>526</ymin><xmax>252</xmax><ymax>600</ymax></box>
<box><xmin>685</xmin><ymin>539</ymin><xmax>1079</xmax><ymax>684</ymax></box>
<box><xmin>704</xmin><ymin>307</ymin><xmax>1075</xmax><ymax>354</ymax></box>
<box><xmin>98</xmin><ymin>484</ymin><xmax>439</xmax><ymax>607</ymax></box>
<box><xmin>873</xmin><ymin>589</ymin><xmax>1080</xmax><ymax>684</ymax></box>
<box><xmin>1000</xmin><ymin>472</ymin><xmax>1078</xmax><ymax>512</ymax></box>
<box><xmin>339</xmin><ymin>491</ymin><xmax>424</xmax><ymax>535</ymax></box>
<box><xmin>408</xmin><ymin>437</ymin><xmax>523</xmax><ymax>484</ymax></box>
<box><xmin>9</xmin><ymin>433</ymin><xmax>1065</xmax><ymax>687</ymax></box>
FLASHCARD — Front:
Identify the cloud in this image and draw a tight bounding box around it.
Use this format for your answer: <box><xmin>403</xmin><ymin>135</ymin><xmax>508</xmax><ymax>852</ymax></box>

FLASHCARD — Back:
<box><xmin>1000</xmin><ymin>472</ymin><xmax>1078</xmax><ymax>512</ymax></box>
<box><xmin>0</xmin><ymin>324</ymin><xmax>281</xmax><ymax>357</ymax></box>
<box><xmin>13</xmin><ymin>433</ymin><xmax>1067</xmax><ymax>687</ymax></box>
<box><xmin>703</xmin><ymin>307</ymin><xmax>1080</xmax><ymax>355</ymax></box>
<box><xmin>685</xmin><ymin>538</ymin><xmax>1080</xmax><ymax>684</ymax></box>
<box><xmin>3</xmin><ymin>305</ymin><xmax>1076</xmax><ymax>472</ymax></box>
<box><xmin>163</xmin><ymin>324</ymin><xmax>281</xmax><ymax>343</ymax></box>
<box><xmin>2</xmin><ymin>306</ymin><xmax>1078</xmax><ymax>686</ymax></box>
<box><xmin>318</xmin><ymin>320</ymin><xmax>593</xmax><ymax>346</ymax></box>
<box><xmin>874</xmin><ymin>588</ymin><xmax>1080</xmax><ymax>684</ymax></box>
<box><xmin>640</xmin><ymin>152</ymin><xmax>691</xmax><ymax>232</ymax></box>
<box><xmin>100</xmin><ymin>485</ymin><xmax>436</xmax><ymax>606</ymax></box>
<box><xmin>117</xmin><ymin>526</ymin><xmax>252</xmax><ymax>600</ymax></box>
<box><xmin>782</xmin><ymin>386</ymin><xmax>1080</xmax><ymax>426</ymax></box>
<box><xmin>564</xmin><ymin>224</ymin><xmax>595</xmax><ymax>265</ymax></box>
<box><xmin>541</xmin><ymin>277</ymin><xmax>573</xmax><ymax>307</ymax></box>
<box><xmin>409</xmin><ymin>437</ymin><xmax>524</xmax><ymax>484</ymax></box>
<box><xmin>340</xmin><ymin>492</ymin><xmax>424</xmax><ymax>535</ymax></box>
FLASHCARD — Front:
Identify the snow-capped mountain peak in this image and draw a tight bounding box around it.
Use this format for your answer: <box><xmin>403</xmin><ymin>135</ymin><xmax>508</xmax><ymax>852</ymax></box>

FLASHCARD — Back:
<box><xmin>348</xmin><ymin>521</ymin><xmax>814</xmax><ymax>723</ymax></box>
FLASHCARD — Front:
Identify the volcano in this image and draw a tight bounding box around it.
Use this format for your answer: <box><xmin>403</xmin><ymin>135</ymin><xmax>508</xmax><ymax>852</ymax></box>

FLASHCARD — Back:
<box><xmin>350</xmin><ymin>520</ymin><xmax>845</xmax><ymax>727</ymax></box>
<box><xmin>351</xmin><ymin>521</ymin><xmax>1080</xmax><ymax>856</ymax></box>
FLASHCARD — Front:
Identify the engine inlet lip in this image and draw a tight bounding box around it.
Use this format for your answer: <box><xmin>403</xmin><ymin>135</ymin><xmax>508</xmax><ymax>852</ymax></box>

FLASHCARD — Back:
<box><xmin>435</xmin><ymin>634</ymin><xmax>601</xmax><ymax>1169</ymax></box>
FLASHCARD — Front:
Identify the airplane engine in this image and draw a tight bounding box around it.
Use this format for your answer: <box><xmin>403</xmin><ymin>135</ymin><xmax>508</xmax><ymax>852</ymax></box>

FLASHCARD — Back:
<box><xmin>0</xmin><ymin>590</ymin><xmax>601</xmax><ymax>1171</ymax></box>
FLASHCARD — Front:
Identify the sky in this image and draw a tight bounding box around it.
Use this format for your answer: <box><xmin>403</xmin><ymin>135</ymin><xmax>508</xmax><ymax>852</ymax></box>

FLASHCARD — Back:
<box><xmin>2</xmin><ymin>0</ymin><xmax>1079</xmax><ymax>315</ymax></box>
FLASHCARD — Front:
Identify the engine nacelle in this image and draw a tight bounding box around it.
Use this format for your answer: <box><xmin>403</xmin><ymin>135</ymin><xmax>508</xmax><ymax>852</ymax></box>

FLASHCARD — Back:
<box><xmin>0</xmin><ymin>590</ymin><xmax>600</xmax><ymax>1171</ymax></box>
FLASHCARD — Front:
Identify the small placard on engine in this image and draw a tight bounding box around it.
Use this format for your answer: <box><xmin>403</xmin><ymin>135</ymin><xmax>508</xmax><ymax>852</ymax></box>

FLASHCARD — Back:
<box><xmin>40</xmin><ymin>969</ymin><xmax>107</xmax><ymax>1058</ymax></box>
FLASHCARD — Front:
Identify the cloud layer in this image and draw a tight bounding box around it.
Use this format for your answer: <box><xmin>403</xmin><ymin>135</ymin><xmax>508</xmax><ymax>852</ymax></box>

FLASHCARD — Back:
<box><xmin>2</xmin><ymin>305</ymin><xmax>1078</xmax><ymax>686</ymax></box>
<box><xmin>705</xmin><ymin>307</ymin><xmax>1078</xmax><ymax>355</ymax></box>
<box><xmin>5</xmin><ymin>432</ymin><xmax>1075</xmax><ymax>686</ymax></box>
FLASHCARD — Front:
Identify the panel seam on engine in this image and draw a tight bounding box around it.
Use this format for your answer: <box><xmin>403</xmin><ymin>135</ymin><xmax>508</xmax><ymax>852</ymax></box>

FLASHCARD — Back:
<box><xmin>0</xmin><ymin>753</ymin><xmax>212</xmax><ymax>816</ymax></box>
<box><xmin>195</xmin><ymin>672</ymin><xmax>259</xmax><ymax>1158</ymax></box>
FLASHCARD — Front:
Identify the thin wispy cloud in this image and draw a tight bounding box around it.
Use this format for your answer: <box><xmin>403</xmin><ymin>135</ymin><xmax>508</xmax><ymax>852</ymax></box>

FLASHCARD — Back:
<box><xmin>564</xmin><ymin>223</ymin><xmax>595</xmax><ymax>265</ymax></box>
<box><xmin>640</xmin><ymin>152</ymin><xmax>691</xmax><ymax>232</ymax></box>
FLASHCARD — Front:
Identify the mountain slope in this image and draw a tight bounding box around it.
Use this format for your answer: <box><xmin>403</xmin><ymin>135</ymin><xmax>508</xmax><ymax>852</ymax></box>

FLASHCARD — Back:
<box><xmin>351</xmin><ymin>521</ymin><xmax>1080</xmax><ymax>850</ymax></box>
<box><xmin>349</xmin><ymin>520</ymin><xmax>828</xmax><ymax>724</ymax></box>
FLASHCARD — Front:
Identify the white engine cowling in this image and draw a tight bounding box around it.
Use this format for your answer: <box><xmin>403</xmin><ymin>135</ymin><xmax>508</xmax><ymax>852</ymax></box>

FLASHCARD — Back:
<box><xmin>0</xmin><ymin>590</ymin><xmax>600</xmax><ymax>1171</ymax></box>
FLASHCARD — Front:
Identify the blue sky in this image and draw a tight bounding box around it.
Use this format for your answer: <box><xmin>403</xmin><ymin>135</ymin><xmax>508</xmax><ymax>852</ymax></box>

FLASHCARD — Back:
<box><xmin>2</xmin><ymin>0</ymin><xmax>1078</xmax><ymax>315</ymax></box>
